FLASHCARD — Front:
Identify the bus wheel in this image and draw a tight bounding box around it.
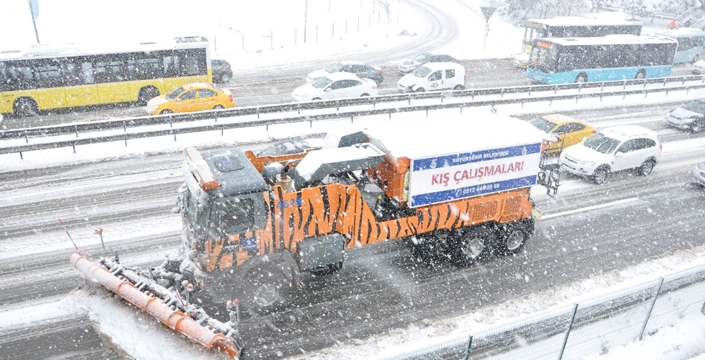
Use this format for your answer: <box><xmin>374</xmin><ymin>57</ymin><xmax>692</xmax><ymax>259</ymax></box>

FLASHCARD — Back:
<box><xmin>635</xmin><ymin>70</ymin><xmax>646</xmax><ymax>80</ymax></box>
<box><xmin>13</xmin><ymin>98</ymin><xmax>38</xmax><ymax>117</ymax></box>
<box><xmin>575</xmin><ymin>74</ymin><xmax>587</xmax><ymax>83</ymax></box>
<box><xmin>694</xmin><ymin>55</ymin><xmax>700</xmax><ymax>63</ymax></box>
<box><xmin>138</xmin><ymin>87</ymin><xmax>160</xmax><ymax>105</ymax></box>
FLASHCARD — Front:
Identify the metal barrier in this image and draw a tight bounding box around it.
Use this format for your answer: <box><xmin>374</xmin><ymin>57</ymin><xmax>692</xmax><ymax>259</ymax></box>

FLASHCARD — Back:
<box><xmin>376</xmin><ymin>264</ymin><xmax>705</xmax><ymax>360</ymax></box>
<box><xmin>1</xmin><ymin>75</ymin><xmax>703</xmax><ymax>141</ymax></box>
<box><xmin>2</xmin><ymin>76</ymin><xmax>705</xmax><ymax>157</ymax></box>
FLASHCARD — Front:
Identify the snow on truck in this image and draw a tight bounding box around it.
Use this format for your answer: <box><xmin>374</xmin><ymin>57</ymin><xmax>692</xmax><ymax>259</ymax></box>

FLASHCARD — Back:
<box><xmin>70</xmin><ymin>115</ymin><xmax>559</xmax><ymax>358</ymax></box>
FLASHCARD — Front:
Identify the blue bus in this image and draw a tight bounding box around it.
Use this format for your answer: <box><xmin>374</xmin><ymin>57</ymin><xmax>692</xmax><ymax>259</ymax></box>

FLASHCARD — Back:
<box><xmin>526</xmin><ymin>35</ymin><xmax>678</xmax><ymax>84</ymax></box>
<box><xmin>521</xmin><ymin>17</ymin><xmax>642</xmax><ymax>53</ymax></box>
<box><xmin>656</xmin><ymin>27</ymin><xmax>705</xmax><ymax>64</ymax></box>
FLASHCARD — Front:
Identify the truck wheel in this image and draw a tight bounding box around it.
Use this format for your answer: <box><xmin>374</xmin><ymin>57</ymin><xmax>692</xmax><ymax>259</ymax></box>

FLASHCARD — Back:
<box><xmin>453</xmin><ymin>226</ymin><xmax>494</xmax><ymax>266</ymax></box>
<box><xmin>243</xmin><ymin>266</ymin><xmax>291</xmax><ymax>314</ymax></box>
<box><xmin>408</xmin><ymin>234</ymin><xmax>448</xmax><ymax>266</ymax></box>
<box><xmin>496</xmin><ymin>222</ymin><xmax>530</xmax><ymax>256</ymax></box>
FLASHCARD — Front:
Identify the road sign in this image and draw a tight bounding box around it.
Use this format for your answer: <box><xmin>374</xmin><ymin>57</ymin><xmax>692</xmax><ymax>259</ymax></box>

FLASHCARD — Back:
<box><xmin>480</xmin><ymin>6</ymin><xmax>496</xmax><ymax>21</ymax></box>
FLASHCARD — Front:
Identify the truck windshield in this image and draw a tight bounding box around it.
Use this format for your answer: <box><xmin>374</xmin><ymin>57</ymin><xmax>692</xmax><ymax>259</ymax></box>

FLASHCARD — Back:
<box><xmin>212</xmin><ymin>197</ymin><xmax>256</xmax><ymax>235</ymax></box>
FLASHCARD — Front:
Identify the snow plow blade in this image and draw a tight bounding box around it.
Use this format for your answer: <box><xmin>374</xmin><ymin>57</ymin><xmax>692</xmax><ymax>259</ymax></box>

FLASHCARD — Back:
<box><xmin>70</xmin><ymin>252</ymin><xmax>240</xmax><ymax>359</ymax></box>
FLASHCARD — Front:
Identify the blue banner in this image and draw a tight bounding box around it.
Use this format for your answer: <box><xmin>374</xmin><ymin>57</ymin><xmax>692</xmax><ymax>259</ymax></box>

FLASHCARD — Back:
<box><xmin>412</xmin><ymin>143</ymin><xmax>542</xmax><ymax>172</ymax></box>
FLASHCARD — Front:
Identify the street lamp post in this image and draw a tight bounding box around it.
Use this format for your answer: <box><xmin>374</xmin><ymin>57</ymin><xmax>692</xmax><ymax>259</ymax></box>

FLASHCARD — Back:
<box><xmin>304</xmin><ymin>0</ymin><xmax>309</xmax><ymax>43</ymax></box>
<box><xmin>28</xmin><ymin>0</ymin><xmax>40</xmax><ymax>44</ymax></box>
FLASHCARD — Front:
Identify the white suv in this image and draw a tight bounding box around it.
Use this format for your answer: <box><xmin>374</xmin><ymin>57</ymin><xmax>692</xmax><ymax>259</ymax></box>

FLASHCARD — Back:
<box><xmin>559</xmin><ymin>125</ymin><xmax>661</xmax><ymax>185</ymax></box>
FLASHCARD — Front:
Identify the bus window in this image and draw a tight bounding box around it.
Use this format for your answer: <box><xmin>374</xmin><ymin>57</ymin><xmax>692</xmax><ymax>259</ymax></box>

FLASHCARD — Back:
<box><xmin>94</xmin><ymin>60</ymin><xmax>126</xmax><ymax>83</ymax></box>
<box><xmin>79</xmin><ymin>60</ymin><xmax>95</xmax><ymax>84</ymax></box>
<box><xmin>163</xmin><ymin>55</ymin><xmax>180</xmax><ymax>78</ymax></box>
<box><xmin>60</xmin><ymin>61</ymin><xmax>81</xmax><ymax>86</ymax></box>
<box><xmin>34</xmin><ymin>60</ymin><xmax>63</xmax><ymax>88</ymax></box>
<box><xmin>5</xmin><ymin>63</ymin><xmax>34</xmax><ymax>91</ymax></box>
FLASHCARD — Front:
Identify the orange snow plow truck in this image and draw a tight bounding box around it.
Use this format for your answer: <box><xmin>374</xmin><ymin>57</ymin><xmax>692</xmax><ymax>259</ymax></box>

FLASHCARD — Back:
<box><xmin>70</xmin><ymin>115</ymin><xmax>559</xmax><ymax>358</ymax></box>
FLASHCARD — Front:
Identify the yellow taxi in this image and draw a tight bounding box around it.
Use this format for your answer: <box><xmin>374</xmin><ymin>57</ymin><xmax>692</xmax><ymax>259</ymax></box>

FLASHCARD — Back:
<box><xmin>146</xmin><ymin>83</ymin><xmax>235</xmax><ymax>115</ymax></box>
<box><xmin>528</xmin><ymin>114</ymin><xmax>596</xmax><ymax>154</ymax></box>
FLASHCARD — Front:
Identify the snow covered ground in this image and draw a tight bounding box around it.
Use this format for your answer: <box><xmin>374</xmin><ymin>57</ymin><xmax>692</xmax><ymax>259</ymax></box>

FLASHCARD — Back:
<box><xmin>1</xmin><ymin>1</ymin><xmax>705</xmax><ymax>359</ymax></box>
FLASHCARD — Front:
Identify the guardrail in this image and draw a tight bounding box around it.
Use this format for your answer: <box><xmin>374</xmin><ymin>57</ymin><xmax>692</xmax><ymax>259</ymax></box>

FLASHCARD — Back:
<box><xmin>2</xmin><ymin>75</ymin><xmax>705</xmax><ymax>157</ymax></box>
<box><xmin>2</xmin><ymin>75</ymin><xmax>703</xmax><ymax>141</ymax></box>
<box><xmin>378</xmin><ymin>263</ymin><xmax>705</xmax><ymax>360</ymax></box>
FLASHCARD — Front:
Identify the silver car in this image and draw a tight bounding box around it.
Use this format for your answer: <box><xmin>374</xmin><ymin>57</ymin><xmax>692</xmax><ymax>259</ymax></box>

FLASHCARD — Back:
<box><xmin>665</xmin><ymin>99</ymin><xmax>705</xmax><ymax>133</ymax></box>
<box><xmin>690</xmin><ymin>161</ymin><xmax>705</xmax><ymax>187</ymax></box>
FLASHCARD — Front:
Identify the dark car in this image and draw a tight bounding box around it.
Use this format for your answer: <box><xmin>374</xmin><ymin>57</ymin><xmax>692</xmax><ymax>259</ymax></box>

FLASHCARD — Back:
<box><xmin>211</xmin><ymin>59</ymin><xmax>233</xmax><ymax>83</ymax></box>
<box><xmin>398</xmin><ymin>53</ymin><xmax>461</xmax><ymax>73</ymax></box>
<box><xmin>305</xmin><ymin>61</ymin><xmax>384</xmax><ymax>84</ymax></box>
<box><xmin>256</xmin><ymin>138</ymin><xmax>324</xmax><ymax>157</ymax></box>
<box><xmin>664</xmin><ymin>99</ymin><xmax>705</xmax><ymax>133</ymax></box>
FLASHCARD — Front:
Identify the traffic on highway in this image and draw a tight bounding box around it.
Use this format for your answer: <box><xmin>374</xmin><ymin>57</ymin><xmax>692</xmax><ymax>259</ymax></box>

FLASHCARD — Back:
<box><xmin>1</xmin><ymin>0</ymin><xmax>705</xmax><ymax>359</ymax></box>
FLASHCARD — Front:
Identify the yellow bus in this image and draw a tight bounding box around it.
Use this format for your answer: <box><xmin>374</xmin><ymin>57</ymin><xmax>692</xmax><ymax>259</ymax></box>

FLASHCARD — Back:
<box><xmin>0</xmin><ymin>36</ymin><xmax>212</xmax><ymax>117</ymax></box>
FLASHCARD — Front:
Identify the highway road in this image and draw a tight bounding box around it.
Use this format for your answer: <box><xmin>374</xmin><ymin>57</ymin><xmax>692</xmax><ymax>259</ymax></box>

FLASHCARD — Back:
<box><xmin>1</xmin><ymin>0</ymin><xmax>705</xmax><ymax>357</ymax></box>
<box><xmin>2</xmin><ymin>58</ymin><xmax>699</xmax><ymax>130</ymax></box>
<box><xmin>1</xmin><ymin>102</ymin><xmax>704</xmax><ymax>359</ymax></box>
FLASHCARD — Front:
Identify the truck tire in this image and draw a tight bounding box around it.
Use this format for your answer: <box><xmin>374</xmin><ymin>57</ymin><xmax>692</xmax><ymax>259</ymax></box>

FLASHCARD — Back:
<box><xmin>243</xmin><ymin>266</ymin><xmax>292</xmax><ymax>314</ymax></box>
<box><xmin>453</xmin><ymin>226</ymin><xmax>494</xmax><ymax>266</ymax></box>
<box><xmin>408</xmin><ymin>233</ymin><xmax>450</xmax><ymax>266</ymax></box>
<box><xmin>496</xmin><ymin>222</ymin><xmax>531</xmax><ymax>256</ymax></box>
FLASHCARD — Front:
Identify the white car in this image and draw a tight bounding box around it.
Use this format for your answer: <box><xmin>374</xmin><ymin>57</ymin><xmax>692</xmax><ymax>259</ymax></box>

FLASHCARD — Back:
<box><xmin>513</xmin><ymin>52</ymin><xmax>530</xmax><ymax>69</ymax></box>
<box><xmin>693</xmin><ymin>59</ymin><xmax>705</xmax><ymax>74</ymax></box>
<box><xmin>291</xmin><ymin>72</ymin><xmax>378</xmax><ymax>102</ymax></box>
<box><xmin>397</xmin><ymin>62</ymin><xmax>466</xmax><ymax>93</ymax></box>
<box><xmin>305</xmin><ymin>61</ymin><xmax>383</xmax><ymax>84</ymax></box>
<box><xmin>397</xmin><ymin>53</ymin><xmax>460</xmax><ymax>74</ymax></box>
<box><xmin>560</xmin><ymin>125</ymin><xmax>661</xmax><ymax>185</ymax></box>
